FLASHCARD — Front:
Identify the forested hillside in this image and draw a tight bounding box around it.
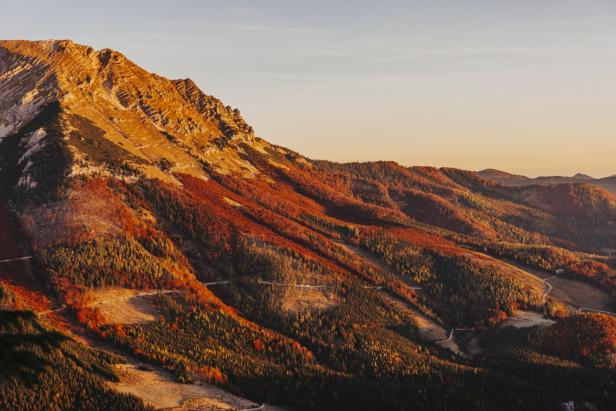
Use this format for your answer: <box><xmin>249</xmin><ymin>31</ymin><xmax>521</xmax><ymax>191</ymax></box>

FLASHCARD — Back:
<box><xmin>1</xmin><ymin>39</ymin><xmax>615</xmax><ymax>411</ymax></box>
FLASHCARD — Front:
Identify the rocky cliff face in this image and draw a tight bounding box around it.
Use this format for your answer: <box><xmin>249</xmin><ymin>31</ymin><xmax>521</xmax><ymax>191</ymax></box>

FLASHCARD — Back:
<box><xmin>0</xmin><ymin>39</ymin><xmax>270</xmax><ymax>190</ymax></box>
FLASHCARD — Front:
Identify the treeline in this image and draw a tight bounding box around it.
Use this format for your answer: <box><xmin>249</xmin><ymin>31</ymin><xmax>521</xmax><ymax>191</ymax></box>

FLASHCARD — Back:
<box><xmin>135</xmin><ymin>175</ymin><xmax>418</xmax><ymax>312</ymax></box>
<box><xmin>235</xmin><ymin>145</ymin><xmax>411</xmax><ymax>226</ymax></box>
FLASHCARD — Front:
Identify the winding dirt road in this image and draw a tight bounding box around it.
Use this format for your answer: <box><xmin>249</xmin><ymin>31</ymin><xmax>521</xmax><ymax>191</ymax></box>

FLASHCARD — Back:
<box><xmin>333</xmin><ymin>241</ymin><xmax>463</xmax><ymax>355</ymax></box>
<box><xmin>501</xmin><ymin>260</ymin><xmax>610</xmax><ymax>312</ymax></box>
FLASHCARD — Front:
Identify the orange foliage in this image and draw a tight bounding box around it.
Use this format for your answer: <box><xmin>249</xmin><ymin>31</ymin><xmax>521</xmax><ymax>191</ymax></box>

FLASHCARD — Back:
<box><xmin>487</xmin><ymin>310</ymin><xmax>508</xmax><ymax>327</ymax></box>
<box><xmin>76</xmin><ymin>307</ymin><xmax>107</xmax><ymax>332</ymax></box>
<box><xmin>195</xmin><ymin>365</ymin><xmax>227</xmax><ymax>384</ymax></box>
<box><xmin>383</xmin><ymin>227</ymin><xmax>459</xmax><ymax>252</ymax></box>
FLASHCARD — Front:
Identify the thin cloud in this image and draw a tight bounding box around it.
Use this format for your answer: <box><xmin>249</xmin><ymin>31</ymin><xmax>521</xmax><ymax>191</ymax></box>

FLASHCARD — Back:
<box><xmin>140</xmin><ymin>17</ymin><xmax>332</xmax><ymax>35</ymax></box>
<box><xmin>216</xmin><ymin>23</ymin><xmax>332</xmax><ymax>34</ymax></box>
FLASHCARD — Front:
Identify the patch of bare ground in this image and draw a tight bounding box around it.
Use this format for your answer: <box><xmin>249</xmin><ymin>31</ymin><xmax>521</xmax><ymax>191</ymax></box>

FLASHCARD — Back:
<box><xmin>84</xmin><ymin>288</ymin><xmax>164</xmax><ymax>324</ymax></box>
<box><xmin>33</xmin><ymin>295</ymin><xmax>271</xmax><ymax>411</ymax></box>
<box><xmin>279</xmin><ymin>287</ymin><xmax>339</xmax><ymax>314</ymax></box>
<box><xmin>20</xmin><ymin>185</ymin><xmax>129</xmax><ymax>248</ymax></box>
<box><xmin>501</xmin><ymin>310</ymin><xmax>555</xmax><ymax>329</ymax></box>
<box><xmin>34</xmin><ymin>293</ymin><xmax>273</xmax><ymax>411</ymax></box>
<box><xmin>109</xmin><ymin>363</ymin><xmax>260</xmax><ymax>411</ymax></box>
<box><xmin>501</xmin><ymin>260</ymin><xmax>610</xmax><ymax>311</ymax></box>
<box><xmin>222</xmin><ymin>196</ymin><xmax>243</xmax><ymax>208</ymax></box>
<box><xmin>380</xmin><ymin>292</ymin><xmax>463</xmax><ymax>355</ymax></box>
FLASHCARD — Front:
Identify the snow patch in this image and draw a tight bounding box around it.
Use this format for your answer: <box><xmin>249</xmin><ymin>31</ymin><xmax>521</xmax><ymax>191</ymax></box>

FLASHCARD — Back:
<box><xmin>15</xmin><ymin>128</ymin><xmax>48</xmax><ymax>191</ymax></box>
<box><xmin>0</xmin><ymin>94</ymin><xmax>46</xmax><ymax>140</ymax></box>
<box><xmin>17</xmin><ymin>174</ymin><xmax>38</xmax><ymax>190</ymax></box>
<box><xmin>18</xmin><ymin>128</ymin><xmax>47</xmax><ymax>164</ymax></box>
<box><xmin>0</xmin><ymin>124</ymin><xmax>12</xmax><ymax>139</ymax></box>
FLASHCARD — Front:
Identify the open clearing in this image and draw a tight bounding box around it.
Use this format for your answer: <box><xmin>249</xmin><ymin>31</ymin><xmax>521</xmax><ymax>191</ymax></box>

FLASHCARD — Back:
<box><xmin>501</xmin><ymin>310</ymin><xmax>555</xmax><ymax>329</ymax></box>
<box><xmin>39</xmin><ymin>294</ymin><xmax>276</xmax><ymax>411</ymax></box>
<box><xmin>279</xmin><ymin>286</ymin><xmax>339</xmax><ymax>313</ymax></box>
<box><xmin>109</xmin><ymin>363</ymin><xmax>261</xmax><ymax>411</ymax></box>
<box><xmin>380</xmin><ymin>292</ymin><xmax>462</xmax><ymax>354</ymax></box>
<box><xmin>84</xmin><ymin>288</ymin><xmax>165</xmax><ymax>324</ymax></box>
<box><xmin>501</xmin><ymin>260</ymin><xmax>610</xmax><ymax>311</ymax></box>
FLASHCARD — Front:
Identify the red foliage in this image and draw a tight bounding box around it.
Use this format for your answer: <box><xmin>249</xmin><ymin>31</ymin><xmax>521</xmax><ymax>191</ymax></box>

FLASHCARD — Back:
<box><xmin>541</xmin><ymin>313</ymin><xmax>616</xmax><ymax>367</ymax></box>
<box><xmin>177</xmin><ymin>175</ymin><xmax>355</xmax><ymax>277</ymax></box>
<box><xmin>383</xmin><ymin>227</ymin><xmax>462</xmax><ymax>254</ymax></box>
<box><xmin>253</xmin><ymin>338</ymin><xmax>265</xmax><ymax>351</ymax></box>
<box><xmin>400</xmin><ymin>188</ymin><xmax>491</xmax><ymax>237</ymax></box>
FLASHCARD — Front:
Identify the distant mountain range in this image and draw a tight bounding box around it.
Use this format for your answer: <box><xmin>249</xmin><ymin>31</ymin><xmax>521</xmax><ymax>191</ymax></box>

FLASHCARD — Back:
<box><xmin>477</xmin><ymin>168</ymin><xmax>616</xmax><ymax>195</ymax></box>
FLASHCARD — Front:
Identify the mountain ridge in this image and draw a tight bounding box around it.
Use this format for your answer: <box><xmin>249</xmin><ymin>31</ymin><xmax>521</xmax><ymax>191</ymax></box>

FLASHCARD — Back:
<box><xmin>0</xmin><ymin>39</ymin><xmax>273</xmax><ymax>190</ymax></box>
<box><xmin>477</xmin><ymin>168</ymin><xmax>616</xmax><ymax>195</ymax></box>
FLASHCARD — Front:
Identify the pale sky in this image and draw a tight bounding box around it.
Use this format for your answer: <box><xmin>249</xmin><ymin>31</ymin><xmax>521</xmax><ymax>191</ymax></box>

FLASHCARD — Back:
<box><xmin>1</xmin><ymin>0</ymin><xmax>615</xmax><ymax>177</ymax></box>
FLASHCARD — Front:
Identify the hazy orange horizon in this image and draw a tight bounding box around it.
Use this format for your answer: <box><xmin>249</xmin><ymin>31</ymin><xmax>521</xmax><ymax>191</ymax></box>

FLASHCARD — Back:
<box><xmin>1</xmin><ymin>0</ymin><xmax>615</xmax><ymax>177</ymax></box>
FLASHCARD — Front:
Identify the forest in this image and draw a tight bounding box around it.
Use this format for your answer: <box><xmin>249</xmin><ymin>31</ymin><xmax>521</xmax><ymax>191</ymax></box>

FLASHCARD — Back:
<box><xmin>0</xmin><ymin>307</ymin><xmax>149</xmax><ymax>411</ymax></box>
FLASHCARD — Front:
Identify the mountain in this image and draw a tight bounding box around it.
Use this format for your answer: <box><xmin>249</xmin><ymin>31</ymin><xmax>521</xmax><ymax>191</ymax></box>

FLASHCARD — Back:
<box><xmin>475</xmin><ymin>168</ymin><xmax>533</xmax><ymax>185</ymax></box>
<box><xmin>477</xmin><ymin>168</ymin><xmax>616</xmax><ymax>195</ymax></box>
<box><xmin>2</xmin><ymin>40</ymin><xmax>616</xmax><ymax>411</ymax></box>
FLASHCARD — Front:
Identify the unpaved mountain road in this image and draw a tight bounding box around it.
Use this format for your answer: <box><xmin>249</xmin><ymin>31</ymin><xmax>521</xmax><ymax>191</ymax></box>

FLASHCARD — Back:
<box><xmin>0</xmin><ymin>201</ymin><xmax>55</xmax><ymax>313</ymax></box>
<box><xmin>334</xmin><ymin>241</ymin><xmax>567</xmax><ymax>355</ymax></box>
<box><xmin>379</xmin><ymin>289</ymin><xmax>464</xmax><ymax>355</ymax></box>
<box><xmin>501</xmin><ymin>259</ymin><xmax>611</xmax><ymax>312</ymax></box>
<box><xmin>0</xmin><ymin>202</ymin><xmax>280</xmax><ymax>411</ymax></box>
<box><xmin>333</xmin><ymin>241</ymin><xmax>463</xmax><ymax>355</ymax></box>
<box><xmin>0</xmin><ymin>256</ymin><xmax>33</xmax><ymax>263</ymax></box>
<box><xmin>35</xmin><ymin>290</ymin><xmax>286</xmax><ymax>411</ymax></box>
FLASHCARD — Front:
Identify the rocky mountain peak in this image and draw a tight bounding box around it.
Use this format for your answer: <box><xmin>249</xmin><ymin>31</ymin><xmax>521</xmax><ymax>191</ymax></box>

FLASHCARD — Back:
<box><xmin>0</xmin><ymin>39</ymin><xmax>270</xmax><ymax>191</ymax></box>
<box><xmin>0</xmin><ymin>39</ymin><xmax>255</xmax><ymax>142</ymax></box>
